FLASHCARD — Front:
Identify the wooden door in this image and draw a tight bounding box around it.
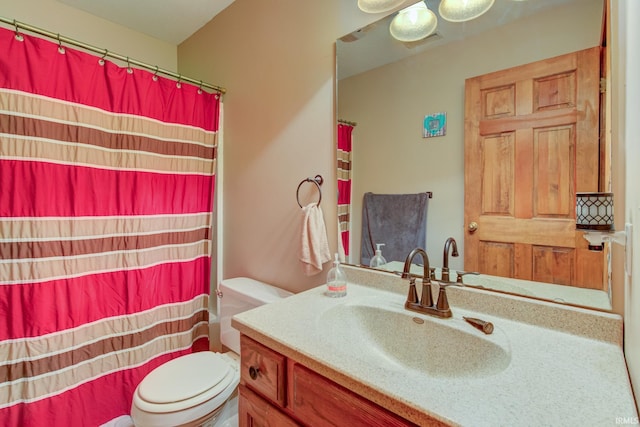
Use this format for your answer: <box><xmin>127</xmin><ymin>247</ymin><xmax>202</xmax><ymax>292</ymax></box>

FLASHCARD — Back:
<box><xmin>464</xmin><ymin>47</ymin><xmax>605</xmax><ymax>290</ymax></box>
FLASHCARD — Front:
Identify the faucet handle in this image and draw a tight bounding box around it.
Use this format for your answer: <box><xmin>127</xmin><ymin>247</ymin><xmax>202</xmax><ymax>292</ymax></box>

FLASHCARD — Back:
<box><xmin>406</xmin><ymin>278</ymin><xmax>419</xmax><ymax>305</ymax></box>
<box><xmin>438</xmin><ymin>280</ymin><xmax>464</xmax><ymax>288</ymax></box>
<box><xmin>434</xmin><ymin>285</ymin><xmax>452</xmax><ymax>317</ymax></box>
<box><xmin>456</xmin><ymin>271</ymin><xmax>479</xmax><ymax>284</ymax></box>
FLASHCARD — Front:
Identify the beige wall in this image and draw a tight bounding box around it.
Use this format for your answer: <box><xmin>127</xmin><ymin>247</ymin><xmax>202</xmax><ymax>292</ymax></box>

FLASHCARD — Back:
<box><xmin>1</xmin><ymin>0</ymin><xmax>177</xmax><ymax>70</ymax></box>
<box><xmin>339</xmin><ymin>0</ymin><xmax>602</xmax><ymax>270</ymax></box>
<box><xmin>178</xmin><ymin>0</ymin><xmax>386</xmax><ymax>293</ymax></box>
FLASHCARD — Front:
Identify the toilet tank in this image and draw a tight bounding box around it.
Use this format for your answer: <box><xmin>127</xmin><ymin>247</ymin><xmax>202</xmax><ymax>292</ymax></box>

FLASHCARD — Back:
<box><xmin>218</xmin><ymin>277</ymin><xmax>292</xmax><ymax>354</ymax></box>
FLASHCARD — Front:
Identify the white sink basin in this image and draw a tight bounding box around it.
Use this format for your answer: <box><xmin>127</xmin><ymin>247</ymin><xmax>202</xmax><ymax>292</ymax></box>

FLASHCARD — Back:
<box><xmin>318</xmin><ymin>296</ymin><xmax>511</xmax><ymax>379</ymax></box>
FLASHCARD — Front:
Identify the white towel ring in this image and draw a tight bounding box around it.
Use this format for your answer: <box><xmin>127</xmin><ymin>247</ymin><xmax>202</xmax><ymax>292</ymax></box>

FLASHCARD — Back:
<box><xmin>297</xmin><ymin>175</ymin><xmax>323</xmax><ymax>208</ymax></box>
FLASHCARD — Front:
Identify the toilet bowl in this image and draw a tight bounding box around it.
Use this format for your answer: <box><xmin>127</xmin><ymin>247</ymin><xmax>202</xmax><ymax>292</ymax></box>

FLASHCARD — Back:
<box><xmin>131</xmin><ymin>352</ymin><xmax>239</xmax><ymax>427</ymax></box>
<box><xmin>130</xmin><ymin>278</ymin><xmax>292</xmax><ymax>426</ymax></box>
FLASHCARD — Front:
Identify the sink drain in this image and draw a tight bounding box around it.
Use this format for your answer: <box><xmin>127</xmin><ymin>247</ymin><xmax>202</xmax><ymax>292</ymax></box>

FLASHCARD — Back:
<box><xmin>412</xmin><ymin>317</ymin><xmax>424</xmax><ymax>324</ymax></box>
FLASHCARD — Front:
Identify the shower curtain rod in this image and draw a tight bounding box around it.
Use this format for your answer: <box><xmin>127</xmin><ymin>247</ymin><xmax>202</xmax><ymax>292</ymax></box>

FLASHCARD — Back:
<box><xmin>0</xmin><ymin>17</ymin><xmax>226</xmax><ymax>95</ymax></box>
<box><xmin>338</xmin><ymin>119</ymin><xmax>357</xmax><ymax>126</ymax></box>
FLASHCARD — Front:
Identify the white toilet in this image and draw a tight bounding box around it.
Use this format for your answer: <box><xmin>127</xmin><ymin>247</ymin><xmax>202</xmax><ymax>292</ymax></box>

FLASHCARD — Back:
<box><xmin>130</xmin><ymin>277</ymin><xmax>292</xmax><ymax>427</ymax></box>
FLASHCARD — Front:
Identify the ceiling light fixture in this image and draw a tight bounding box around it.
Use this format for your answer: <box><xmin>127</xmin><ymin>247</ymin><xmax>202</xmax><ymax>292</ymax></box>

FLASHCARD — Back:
<box><xmin>389</xmin><ymin>1</ymin><xmax>438</xmax><ymax>42</ymax></box>
<box><xmin>357</xmin><ymin>0</ymin><xmax>405</xmax><ymax>14</ymax></box>
<box><xmin>438</xmin><ymin>0</ymin><xmax>495</xmax><ymax>22</ymax></box>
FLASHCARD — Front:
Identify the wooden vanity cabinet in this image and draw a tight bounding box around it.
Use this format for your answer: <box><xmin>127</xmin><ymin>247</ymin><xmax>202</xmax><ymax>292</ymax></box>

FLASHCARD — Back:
<box><xmin>238</xmin><ymin>385</ymin><xmax>298</xmax><ymax>427</ymax></box>
<box><xmin>239</xmin><ymin>334</ymin><xmax>419</xmax><ymax>427</ymax></box>
<box><xmin>239</xmin><ymin>334</ymin><xmax>287</xmax><ymax>407</ymax></box>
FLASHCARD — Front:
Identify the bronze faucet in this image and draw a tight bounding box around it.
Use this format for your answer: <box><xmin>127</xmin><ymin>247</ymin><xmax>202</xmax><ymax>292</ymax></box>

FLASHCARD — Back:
<box><xmin>441</xmin><ymin>237</ymin><xmax>459</xmax><ymax>282</ymax></box>
<box><xmin>402</xmin><ymin>248</ymin><xmax>452</xmax><ymax>318</ymax></box>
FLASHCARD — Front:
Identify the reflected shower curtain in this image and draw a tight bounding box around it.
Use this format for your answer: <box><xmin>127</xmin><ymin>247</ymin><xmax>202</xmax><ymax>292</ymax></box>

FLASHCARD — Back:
<box><xmin>0</xmin><ymin>27</ymin><xmax>219</xmax><ymax>426</ymax></box>
<box><xmin>337</xmin><ymin>123</ymin><xmax>353</xmax><ymax>256</ymax></box>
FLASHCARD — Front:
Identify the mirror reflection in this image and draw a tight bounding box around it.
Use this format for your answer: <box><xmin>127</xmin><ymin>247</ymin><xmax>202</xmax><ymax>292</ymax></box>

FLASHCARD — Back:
<box><xmin>336</xmin><ymin>0</ymin><xmax>611</xmax><ymax>310</ymax></box>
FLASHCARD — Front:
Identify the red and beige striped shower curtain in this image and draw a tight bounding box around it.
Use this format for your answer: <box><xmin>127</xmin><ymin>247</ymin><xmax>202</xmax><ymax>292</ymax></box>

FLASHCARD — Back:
<box><xmin>337</xmin><ymin>123</ymin><xmax>353</xmax><ymax>256</ymax></box>
<box><xmin>0</xmin><ymin>27</ymin><xmax>218</xmax><ymax>426</ymax></box>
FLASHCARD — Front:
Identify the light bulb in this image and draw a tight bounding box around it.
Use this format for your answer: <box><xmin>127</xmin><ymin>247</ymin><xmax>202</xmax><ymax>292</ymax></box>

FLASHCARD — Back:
<box><xmin>438</xmin><ymin>0</ymin><xmax>495</xmax><ymax>23</ymax></box>
<box><xmin>357</xmin><ymin>0</ymin><xmax>405</xmax><ymax>14</ymax></box>
<box><xmin>389</xmin><ymin>2</ymin><xmax>438</xmax><ymax>42</ymax></box>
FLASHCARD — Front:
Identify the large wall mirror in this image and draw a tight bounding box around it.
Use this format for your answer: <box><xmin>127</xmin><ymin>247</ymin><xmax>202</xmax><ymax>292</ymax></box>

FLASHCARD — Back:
<box><xmin>336</xmin><ymin>0</ymin><xmax>612</xmax><ymax>310</ymax></box>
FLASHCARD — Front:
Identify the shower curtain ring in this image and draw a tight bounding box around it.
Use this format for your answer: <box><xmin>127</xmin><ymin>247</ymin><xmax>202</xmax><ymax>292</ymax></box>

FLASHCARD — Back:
<box><xmin>13</xmin><ymin>20</ymin><xmax>23</xmax><ymax>41</ymax></box>
<box><xmin>176</xmin><ymin>75</ymin><xmax>182</xmax><ymax>88</ymax></box>
<box><xmin>57</xmin><ymin>33</ymin><xmax>65</xmax><ymax>54</ymax></box>
<box><xmin>198</xmin><ymin>80</ymin><xmax>203</xmax><ymax>94</ymax></box>
<box><xmin>152</xmin><ymin>66</ymin><xmax>159</xmax><ymax>81</ymax></box>
<box><xmin>99</xmin><ymin>49</ymin><xmax>108</xmax><ymax>66</ymax></box>
<box><xmin>126</xmin><ymin>57</ymin><xmax>133</xmax><ymax>74</ymax></box>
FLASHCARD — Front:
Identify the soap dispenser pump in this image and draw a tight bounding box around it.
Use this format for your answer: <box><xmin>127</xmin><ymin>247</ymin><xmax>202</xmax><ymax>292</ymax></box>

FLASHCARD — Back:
<box><xmin>326</xmin><ymin>253</ymin><xmax>347</xmax><ymax>298</ymax></box>
<box><xmin>369</xmin><ymin>243</ymin><xmax>387</xmax><ymax>268</ymax></box>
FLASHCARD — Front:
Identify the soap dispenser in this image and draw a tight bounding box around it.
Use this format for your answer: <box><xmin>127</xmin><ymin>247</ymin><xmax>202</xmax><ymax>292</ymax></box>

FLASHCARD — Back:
<box><xmin>369</xmin><ymin>243</ymin><xmax>387</xmax><ymax>268</ymax></box>
<box><xmin>326</xmin><ymin>253</ymin><xmax>347</xmax><ymax>297</ymax></box>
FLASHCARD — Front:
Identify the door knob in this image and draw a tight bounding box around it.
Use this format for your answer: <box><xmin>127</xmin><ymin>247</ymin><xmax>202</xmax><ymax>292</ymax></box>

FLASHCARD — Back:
<box><xmin>249</xmin><ymin>366</ymin><xmax>260</xmax><ymax>380</ymax></box>
<box><xmin>468</xmin><ymin>222</ymin><xmax>478</xmax><ymax>232</ymax></box>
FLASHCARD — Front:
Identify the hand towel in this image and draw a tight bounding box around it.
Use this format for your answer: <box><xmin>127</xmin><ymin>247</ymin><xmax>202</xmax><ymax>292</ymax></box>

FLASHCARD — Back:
<box><xmin>361</xmin><ymin>192</ymin><xmax>429</xmax><ymax>266</ymax></box>
<box><xmin>299</xmin><ymin>203</ymin><xmax>331</xmax><ymax>276</ymax></box>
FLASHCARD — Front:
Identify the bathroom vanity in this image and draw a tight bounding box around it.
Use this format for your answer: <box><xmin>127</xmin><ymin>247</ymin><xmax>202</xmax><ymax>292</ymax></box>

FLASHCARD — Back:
<box><xmin>232</xmin><ymin>266</ymin><xmax>638</xmax><ymax>426</ymax></box>
<box><xmin>238</xmin><ymin>335</ymin><xmax>425</xmax><ymax>426</ymax></box>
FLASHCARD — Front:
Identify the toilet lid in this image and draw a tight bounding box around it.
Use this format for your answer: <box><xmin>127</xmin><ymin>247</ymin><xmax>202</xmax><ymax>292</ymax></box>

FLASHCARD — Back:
<box><xmin>138</xmin><ymin>352</ymin><xmax>232</xmax><ymax>404</ymax></box>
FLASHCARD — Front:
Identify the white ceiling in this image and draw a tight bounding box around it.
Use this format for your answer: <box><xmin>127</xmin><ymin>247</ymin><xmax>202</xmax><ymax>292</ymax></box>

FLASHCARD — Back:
<box><xmin>57</xmin><ymin>0</ymin><xmax>236</xmax><ymax>44</ymax></box>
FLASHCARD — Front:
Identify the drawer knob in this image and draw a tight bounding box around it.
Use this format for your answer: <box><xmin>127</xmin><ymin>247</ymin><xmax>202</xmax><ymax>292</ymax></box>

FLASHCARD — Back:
<box><xmin>249</xmin><ymin>365</ymin><xmax>260</xmax><ymax>380</ymax></box>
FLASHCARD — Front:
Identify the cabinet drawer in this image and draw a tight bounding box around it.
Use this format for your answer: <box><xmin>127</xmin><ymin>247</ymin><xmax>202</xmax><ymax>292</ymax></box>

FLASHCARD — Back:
<box><xmin>289</xmin><ymin>362</ymin><xmax>418</xmax><ymax>427</ymax></box>
<box><xmin>238</xmin><ymin>385</ymin><xmax>299</xmax><ymax>427</ymax></box>
<box><xmin>240</xmin><ymin>335</ymin><xmax>287</xmax><ymax>407</ymax></box>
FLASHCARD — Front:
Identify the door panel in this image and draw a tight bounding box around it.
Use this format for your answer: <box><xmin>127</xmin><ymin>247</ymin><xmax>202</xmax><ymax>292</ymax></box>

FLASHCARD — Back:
<box><xmin>465</xmin><ymin>47</ymin><xmax>604</xmax><ymax>290</ymax></box>
<box><xmin>534</xmin><ymin>71</ymin><xmax>576</xmax><ymax>111</ymax></box>
<box><xmin>481</xmin><ymin>133</ymin><xmax>514</xmax><ymax>216</ymax></box>
<box><xmin>533</xmin><ymin>125</ymin><xmax>574</xmax><ymax>218</ymax></box>
<box><xmin>479</xmin><ymin>241</ymin><xmax>514</xmax><ymax>278</ymax></box>
<box><xmin>532</xmin><ymin>246</ymin><xmax>574</xmax><ymax>286</ymax></box>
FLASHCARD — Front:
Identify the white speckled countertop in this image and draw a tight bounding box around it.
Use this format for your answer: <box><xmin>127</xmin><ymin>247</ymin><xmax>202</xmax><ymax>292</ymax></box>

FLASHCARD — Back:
<box><xmin>232</xmin><ymin>266</ymin><xmax>638</xmax><ymax>426</ymax></box>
